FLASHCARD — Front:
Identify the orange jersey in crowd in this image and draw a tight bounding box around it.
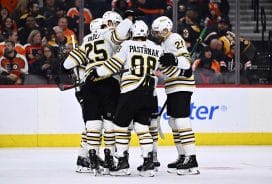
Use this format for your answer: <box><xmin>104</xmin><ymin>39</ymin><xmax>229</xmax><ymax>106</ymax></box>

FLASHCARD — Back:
<box><xmin>67</xmin><ymin>7</ymin><xmax>92</xmax><ymax>24</ymax></box>
<box><xmin>193</xmin><ymin>59</ymin><xmax>221</xmax><ymax>73</ymax></box>
<box><xmin>0</xmin><ymin>42</ymin><xmax>26</xmax><ymax>57</ymax></box>
<box><xmin>0</xmin><ymin>53</ymin><xmax>28</xmax><ymax>77</ymax></box>
<box><xmin>24</xmin><ymin>44</ymin><xmax>43</xmax><ymax>65</ymax></box>
<box><xmin>63</xmin><ymin>29</ymin><xmax>78</xmax><ymax>44</ymax></box>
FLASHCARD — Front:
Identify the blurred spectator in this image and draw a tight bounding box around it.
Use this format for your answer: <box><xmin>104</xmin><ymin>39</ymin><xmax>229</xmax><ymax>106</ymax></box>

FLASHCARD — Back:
<box><xmin>0</xmin><ymin>31</ymin><xmax>25</xmax><ymax>57</ymax></box>
<box><xmin>221</xmin><ymin>45</ymin><xmax>252</xmax><ymax>84</ymax></box>
<box><xmin>57</xmin><ymin>0</ymin><xmax>74</xmax><ymax>12</ymax></box>
<box><xmin>209</xmin><ymin>38</ymin><xmax>228</xmax><ymax>72</ymax></box>
<box><xmin>112</xmin><ymin>0</ymin><xmax>131</xmax><ymax>18</ymax></box>
<box><xmin>18</xmin><ymin>15</ymin><xmax>44</xmax><ymax>45</ymax></box>
<box><xmin>132</xmin><ymin>0</ymin><xmax>167</xmax><ymax>26</ymax></box>
<box><xmin>24</xmin><ymin>30</ymin><xmax>43</xmax><ymax>67</ymax></box>
<box><xmin>66</xmin><ymin>0</ymin><xmax>93</xmax><ymax>34</ymax></box>
<box><xmin>57</xmin><ymin>17</ymin><xmax>78</xmax><ymax>44</ymax></box>
<box><xmin>178</xmin><ymin>8</ymin><xmax>200</xmax><ymax>52</ymax></box>
<box><xmin>41</xmin><ymin>0</ymin><xmax>67</xmax><ymax>30</ymax></box>
<box><xmin>210</xmin><ymin>0</ymin><xmax>229</xmax><ymax>17</ymax></box>
<box><xmin>29</xmin><ymin>45</ymin><xmax>59</xmax><ymax>83</ymax></box>
<box><xmin>48</xmin><ymin>26</ymin><xmax>73</xmax><ymax>60</ymax></box>
<box><xmin>0</xmin><ymin>40</ymin><xmax>28</xmax><ymax>84</ymax></box>
<box><xmin>208</xmin><ymin>1</ymin><xmax>221</xmax><ymax>18</ymax></box>
<box><xmin>18</xmin><ymin>1</ymin><xmax>45</xmax><ymax>28</ymax></box>
<box><xmin>193</xmin><ymin>46</ymin><xmax>222</xmax><ymax>84</ymax></box>
<box><xmin>204</xmin><ymin>4</ymin><xmax>222</xmax><ymax>27</ymax></box>
<box><xmin>0</xmin><ymin>6</ymin><xmax>9</xmax><ymax>22</ymax></box>
<box><xmin>0</xmin><ymin>17</ymin><xmax>18</xmax><ymax>41</ymax></box>
<box><xmin>0</xmin><ymin>0</ymin><xmax>18</xmax><ymax>14</ymax></box>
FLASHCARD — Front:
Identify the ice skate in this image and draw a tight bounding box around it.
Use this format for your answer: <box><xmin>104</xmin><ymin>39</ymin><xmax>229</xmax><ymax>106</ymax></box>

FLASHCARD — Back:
<box><xmin>137</xmin><ymin>152</ymin><xmax>155</xmax><ymax>177</ymax></box>
<box><xmin>89</xmin><ymin>149</ymin><xmax>102</xmax><ymax>176</ymax></box>
<box><xmin>75</xmin><ymin>156</ymin><xmax>92</xmax><ymax>173</ymax></box>
<box><xmin>137</xmin><ymin>151</ymin><xmax>160</xmax><ymax>172</ymax></box>
<box><xmin>153</xmin><ymin>152</ymin><xmax>160</xmax><ymax>172</ymax></box>
<box><xmin>103</xmin><ymin>148</ymin><xmax>115</xmax><ymax>175</ymax></box>
<box><xmin>176</xmin><ymin>155</ymin><xmax>200</xmax><ymax>175</ymax></box>
<box><xmin>167</xmin><ymin>155</ymin><xmax>185</xmax><ymax>173</ymax></box>
<box><xmin>110</xmin><ymin>153</ymin><xmax>131</xmax><ymax>176</ymax></box>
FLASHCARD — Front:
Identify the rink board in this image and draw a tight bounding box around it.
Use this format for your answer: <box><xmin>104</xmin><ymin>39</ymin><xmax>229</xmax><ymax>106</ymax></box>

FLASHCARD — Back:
<box><xmin>0</xmin><ymin>86</ymin><xmax>272</xmax><ymax>147</ymax></box>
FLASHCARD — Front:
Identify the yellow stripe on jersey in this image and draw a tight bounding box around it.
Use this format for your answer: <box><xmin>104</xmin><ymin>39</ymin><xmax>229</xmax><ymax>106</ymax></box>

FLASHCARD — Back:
<box><xmin>107</xmin><ymin>59</ymin><xmax>121</xmax><ymax>71</ymax></box>
<box><xmin>111</xmin><ymin>30</ymin><xmax>127</xmax><ymax>45</ymax></box>
<box><xmin>161</xmin><ymin>66</ymin><xmax>180</xmax><ymax>77</ymax></box>
<box><xmin>76</xmin><ymin>48</ymin><xmax>88</xmax><ymax>65</ymax></box>
<box><xmin>72</xmin><ymin>49</ymin><xmax>85</xmax><ymax>63</ymax></box>
<box><xmin>165</xmin><ymin>76</ymin><xmax>195</xmax><ymax>83</ymax></box>
<box><xmin>70</xmin><ymin>49</ymin><xmax>87</xmax><ymax>65</ymax></box>
<box><xmin>111</xmin><ymin>56</ymin><xmax>125</xmax><ymax>66</ymax></box>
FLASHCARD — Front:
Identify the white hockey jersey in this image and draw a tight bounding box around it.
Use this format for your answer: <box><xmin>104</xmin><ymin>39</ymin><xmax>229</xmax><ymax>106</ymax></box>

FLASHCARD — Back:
<box><xmin>63</xmin><ymin>18</ymin><xmax>133</xmax><ymax>80</ymax></box>
<box><xmin>97</xmin><ymin>39</ymin><xmax>163</xmax><ymax>93</ymax></box>
<box><xmin>160</xmin><ymin>33</ymin><xmax>195</xmax><ymax>94</ymax></box>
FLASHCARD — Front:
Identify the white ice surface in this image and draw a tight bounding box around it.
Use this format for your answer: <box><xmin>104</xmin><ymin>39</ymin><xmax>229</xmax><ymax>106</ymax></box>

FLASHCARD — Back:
<box><xmin>0</xmin><ymin>146</ymin><xmax>272</xmax><ymax>184</ymax></box>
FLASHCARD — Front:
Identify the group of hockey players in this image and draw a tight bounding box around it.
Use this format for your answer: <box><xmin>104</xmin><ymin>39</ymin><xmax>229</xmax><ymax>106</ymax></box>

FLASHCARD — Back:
<box><xmin>62</xmin><ymin>9</ymin><xmax>200</xmax><ymax>177</ymax></box>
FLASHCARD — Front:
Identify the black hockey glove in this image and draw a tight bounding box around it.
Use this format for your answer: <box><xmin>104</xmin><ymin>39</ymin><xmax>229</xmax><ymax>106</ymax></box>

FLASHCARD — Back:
<box><xmin>159</xmin><ymin>53</ymin><xmax>178</xmax><ymax>67</ymax></box>
<box><xmin>179</xmin><ymin>67</ymin><xmax>192</xmax><ymax>78</ymax></box>
<box><xmin>85</xmin><ymin>68</ymin><xmax>98</xmax><ymax>82</ymax></box>
<box><xmin>124</xmin><ymin>8</ymin><xmax>144</xmax><ymax>23</ymax></box>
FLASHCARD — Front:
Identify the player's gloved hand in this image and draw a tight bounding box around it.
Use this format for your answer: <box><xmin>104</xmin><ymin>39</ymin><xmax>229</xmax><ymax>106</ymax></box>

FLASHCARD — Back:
<box><xmin>75</xmin><ymin>90</ymin><xmax>83</xmax><ymax>104</ymax></box>
<box><xmin>85</xmin><ymin>68</ymin><xmax>98</xmax><ymax>82</ymax></box>
<box><xmin>159</xmin><ymin>53</ymin><xmax>177</xmax><ymax>67</ymax></box>
<box><xmin>124</xmin><ymin>9</ymin><xmax>136</xmax><ymax>23</ymax></box>
<box><xmin>124</xmin><ymin>8</ymin><xmax>144</xmax><ymax>23</ymax></box>
<box><xmin>179</xmin><ymin>67</ymin><xmax>192</xmax><ymax>78</ymax></box>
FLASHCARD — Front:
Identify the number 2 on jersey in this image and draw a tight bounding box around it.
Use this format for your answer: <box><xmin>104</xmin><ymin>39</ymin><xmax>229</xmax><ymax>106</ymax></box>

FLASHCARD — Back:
<box><xmin>85</xmin><ymin>40</ymin><xmax>108</xmax><ymax>62</ymax></box>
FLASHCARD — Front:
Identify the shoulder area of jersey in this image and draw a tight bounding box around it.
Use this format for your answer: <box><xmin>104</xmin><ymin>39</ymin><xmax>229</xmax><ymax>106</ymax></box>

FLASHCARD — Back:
<box><xmin>167</xmin><ymin>32</ymin><xmax>183</xmax><ymax>41</ymax></box>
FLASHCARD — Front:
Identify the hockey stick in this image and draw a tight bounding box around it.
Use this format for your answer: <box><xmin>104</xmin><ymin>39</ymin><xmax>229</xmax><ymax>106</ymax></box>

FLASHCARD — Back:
<box><xmin>190</xmin><ymin>27</ymin><xmax>207</xmax><ymax>57</ymax></box>
<box><xmin>56</xmin><ymin>68</ymin><xmax>129</xmax><ymax>91</ymax></box>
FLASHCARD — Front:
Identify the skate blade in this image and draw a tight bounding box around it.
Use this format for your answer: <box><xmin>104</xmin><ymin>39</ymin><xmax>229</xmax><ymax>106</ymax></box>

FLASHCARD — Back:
<box><xmin>167</xmin><ymin>168</ymin><xmax>177</xmax><ymax>174</ymax></box>
<box><xmin>91</xmin><ymin>168</ymin><xmax>103</xmax><ymax>176</ymax></box>
<box><xmin>75</xmin><ymin>166</ymin><xmax>93</xmax><ymax>173</ymax></box>
<box><xmin>177</xmin><ymin>167</ymin><xmax>200</xmax><ymax>175</ymax></box>
<box><xmin>102</xmin><ymin>168</ymin><xmax>110</xmax><ymax>175</ymax></box>
<box><xmin>139</xmin><ymin>170</ymin><xmax>155</xmax><ymax>177</ymax></box>
<box><xmin>110</xmin><ymin>169</ymin><xmax>131</xmax><ymax>176</ymax></box>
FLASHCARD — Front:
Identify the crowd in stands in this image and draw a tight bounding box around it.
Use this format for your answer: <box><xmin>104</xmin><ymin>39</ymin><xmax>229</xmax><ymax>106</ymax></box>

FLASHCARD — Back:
<box><xmin>0</xmin><ymin>0</ymin><xmax>256</xmax><ymax>85</ymax></box>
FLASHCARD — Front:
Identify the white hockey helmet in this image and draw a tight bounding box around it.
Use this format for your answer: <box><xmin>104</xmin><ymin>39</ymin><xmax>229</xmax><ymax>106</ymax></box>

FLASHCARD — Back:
<box><xmin>102</xmin><ymin>11</ymin><xmax>123</xmax><ymax>28</ymax></box>
<box><xmin>89</xmin><ymin>18</ymin><xmax>104</xmax><ymax>32</ymax></box>
<box><xmin>151</xmin><ymin>16</ymin><xmax>173</xmax><ymax>38</ymax></box>
<box><xmin>131</xmin><ymin>20</ymin><xmax>149</xmax><ymax>38</ymax></box>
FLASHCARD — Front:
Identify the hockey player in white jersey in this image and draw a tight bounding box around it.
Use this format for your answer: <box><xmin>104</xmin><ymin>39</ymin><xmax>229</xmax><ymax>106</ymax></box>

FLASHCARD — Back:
<box><xmin>152</xmin><ymin>16</ymin><xmax>200</xmax><ymax>175</ymax></box>
<box><xmin>63</xmin><ymin>12</ymin><xmax>134</xmax><ymax>175</ymax></box>
<box><xmin>85</xmin><ymin>20</ymin><xmax>163</xmax><ymax>177</ymax></box>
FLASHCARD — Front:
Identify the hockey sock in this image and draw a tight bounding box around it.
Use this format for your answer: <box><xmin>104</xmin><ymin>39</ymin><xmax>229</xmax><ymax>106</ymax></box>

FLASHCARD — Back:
<box><xmin>134</xmin><ymin>122</ymin><xmax>153</xmax><ymax>158</ymax></box>
<box><xmin>78</xmin><ymin>130</ymin><xmax>89</xmax><ymax>157</ymax></box>
<box><xmin>114</xmin><ymin>124</ymin><xmax>130</xmax><ymax>157</ymax></box>
<box><xmin>175</xmin><ymin>117</ymin><xmax>196</xmax><ymax>156</ymax></box>
<box><xmin>149</xmin><ymin>118</ymin><xmax>158</xmax><ymax>153</ymax></box>
<box><xmin>103</xmin><ymin>119</ymin><xmax>115</xmax><ymax>155</ymax></box>
<box><xmin>86</xmin><ymin>120</ymin><xmax>103</xmax><ymax>153</ymax></box>
<box><xmin>168</xmin><ymin>118</ymin><xmax>185</xmax><ymax>155</ymax></box>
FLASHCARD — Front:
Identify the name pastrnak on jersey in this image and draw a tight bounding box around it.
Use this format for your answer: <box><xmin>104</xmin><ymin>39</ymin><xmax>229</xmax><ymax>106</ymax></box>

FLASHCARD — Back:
<box><xmin>161</xmin><ymin>33</ymin><xmax>195</xmax><ymax>94</ymax></box>
<box><xmin>97</xmin><ymin>40</ymin><xmax>163</xmax><ymax>93</ymax></box>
